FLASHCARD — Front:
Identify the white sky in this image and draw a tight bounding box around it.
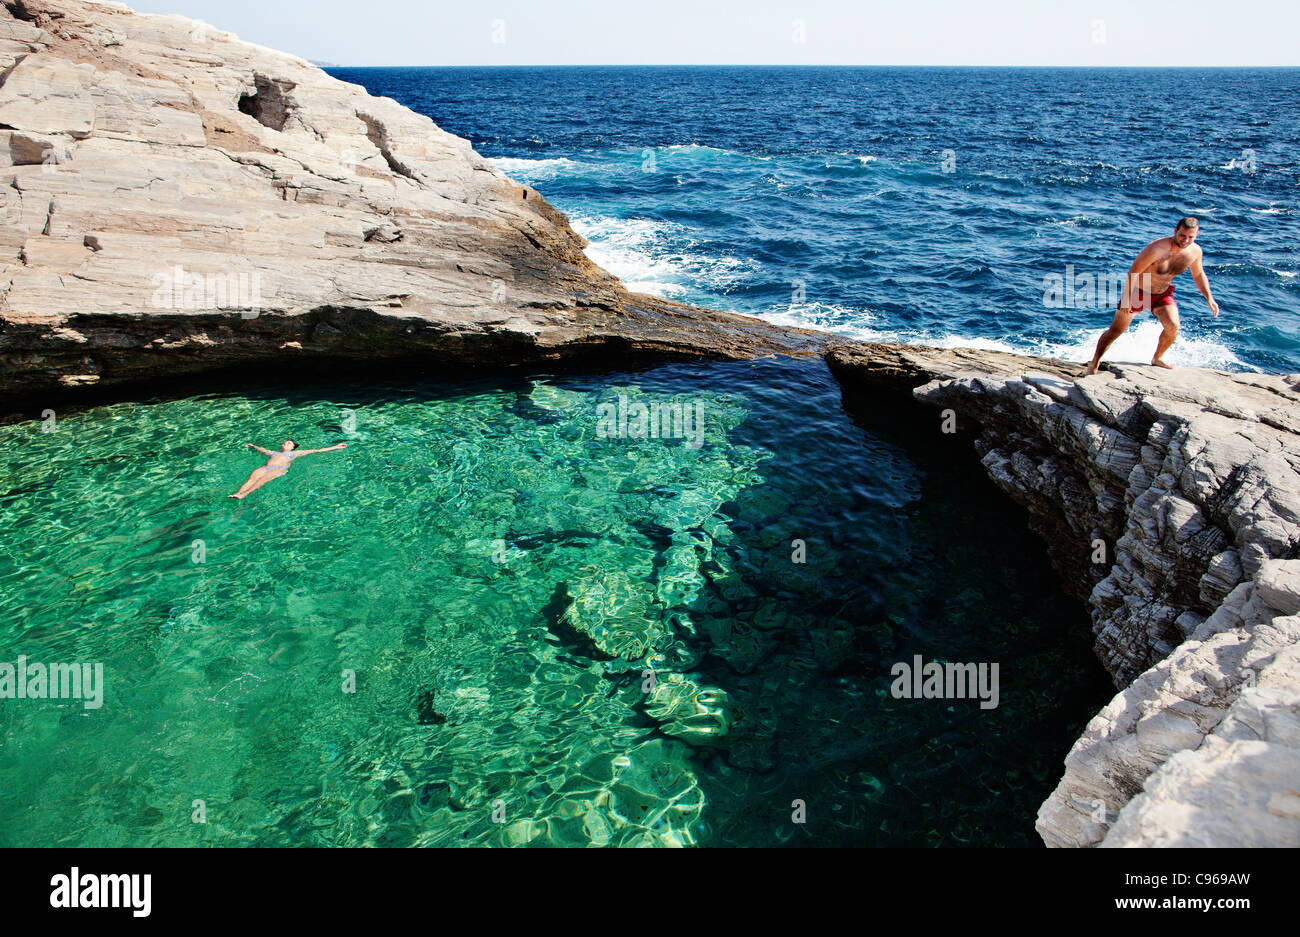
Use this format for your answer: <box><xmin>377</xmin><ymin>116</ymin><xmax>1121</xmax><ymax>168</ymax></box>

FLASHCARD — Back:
<box><xmin>125</xmin><ymin>0</ymin><xmax>1300</xmax><ymax>67</ymax></box>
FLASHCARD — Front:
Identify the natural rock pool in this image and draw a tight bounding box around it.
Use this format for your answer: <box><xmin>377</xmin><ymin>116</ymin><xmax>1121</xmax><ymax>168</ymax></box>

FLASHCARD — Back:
<box><xmin>0</xmin><ymin>356</ymin><xmax>1110</xmax><ymax>846</ymax></box>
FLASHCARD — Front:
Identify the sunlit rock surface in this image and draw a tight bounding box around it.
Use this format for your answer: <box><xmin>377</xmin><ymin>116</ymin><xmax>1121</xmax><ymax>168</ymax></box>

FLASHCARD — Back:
<box><xmin>0</xmin><ymin>0</ymin><xmax>823</xmax><ymax>401</ymax></box>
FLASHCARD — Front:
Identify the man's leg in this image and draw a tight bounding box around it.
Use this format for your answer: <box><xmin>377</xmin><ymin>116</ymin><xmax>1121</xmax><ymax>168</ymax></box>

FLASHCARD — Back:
<box><xmin>1086</xmin><ymin>306</ymin><xmax>1136</xmax><ymax>375</ymax></box>
<box><xmin>1151</xmin><ymin>302</ymin><xmax>1180</xmax><ymax>369</ymax></box>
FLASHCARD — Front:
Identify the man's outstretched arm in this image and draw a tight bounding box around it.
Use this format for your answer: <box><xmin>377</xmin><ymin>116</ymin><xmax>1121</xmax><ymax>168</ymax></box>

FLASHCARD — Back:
<box><xmin>1190</xmin><ymin>255</ymin><xmax>1220</xmax><ymax>317</ymax></box>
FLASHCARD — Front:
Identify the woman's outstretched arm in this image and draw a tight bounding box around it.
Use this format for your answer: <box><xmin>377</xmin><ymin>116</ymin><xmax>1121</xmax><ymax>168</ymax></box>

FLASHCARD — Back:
<box><xmin>294</xmin><ymin>443</ymin><xmax>349</xmax><ymax>456</ymax></box>
<box><xmin>245</xmin><ymin>443</ymin><xmax>276</xmax><ymax>455</ymax></box>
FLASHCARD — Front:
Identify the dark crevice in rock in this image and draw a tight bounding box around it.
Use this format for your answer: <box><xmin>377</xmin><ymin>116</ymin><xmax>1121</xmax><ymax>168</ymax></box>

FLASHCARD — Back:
<box><xmin>0</xmin><ymin>304</ymin><xmax>815</xmax><ymax>422</ymax></box>
<box><xmin>237</xmin><ymin>74</ymin><xmax>296</xmax><ymax>132</ymax></box>
<box><xmin>1</xmin><ymin>1</ymin><xmax>36</xmax><ymax>23</ymax></box>
<box><xmin>0</xmin><ymin>53</ymin><xmax>29</xmax><ymax>87</ymax></box>
<box><xmin>357</xmin><ymin>112</ymin><xmax>418</xmax><ymax>182</ymax></box>
<box><xmin>1202</xmin><ymin>462</ymin><xmax>1247</xmax><ymax>530</ymax></box>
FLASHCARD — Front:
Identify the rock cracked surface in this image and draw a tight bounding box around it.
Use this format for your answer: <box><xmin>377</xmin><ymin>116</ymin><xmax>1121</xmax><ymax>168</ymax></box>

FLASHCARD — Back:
<box><xmin>832</xmin><ymin>349</ymin><xmax>1300</xmax><ymax>848</ymax></box>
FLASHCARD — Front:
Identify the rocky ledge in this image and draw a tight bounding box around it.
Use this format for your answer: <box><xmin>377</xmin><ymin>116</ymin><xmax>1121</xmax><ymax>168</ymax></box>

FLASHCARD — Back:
<box><xmin>3</xmin><ymin>0</ymin><xmax>1298</xmax><ymax>847</ymax></box>
<box><xmin>830</xmin><ymin>349</ymin><xmax>1300</xmax><ymax>847</ymax></box>
<box><xmin>0</xmin><ymin>0</ymin><xmax>824</xmax><ymax>405</ymax></box>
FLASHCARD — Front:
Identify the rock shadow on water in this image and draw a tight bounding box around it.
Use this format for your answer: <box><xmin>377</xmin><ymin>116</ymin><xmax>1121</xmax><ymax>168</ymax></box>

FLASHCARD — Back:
<box><xmin>540</xmin><ymin>357</ymin><xmax>1113</xmax><ymax>847</ymax></box>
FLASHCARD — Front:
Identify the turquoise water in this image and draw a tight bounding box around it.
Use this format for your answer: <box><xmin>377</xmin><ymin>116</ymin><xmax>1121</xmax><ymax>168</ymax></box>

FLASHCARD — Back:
<box><xmin>0</xmin><ymin>358</ymin><xmax>1108</xmax><ymax>846</ymax></box>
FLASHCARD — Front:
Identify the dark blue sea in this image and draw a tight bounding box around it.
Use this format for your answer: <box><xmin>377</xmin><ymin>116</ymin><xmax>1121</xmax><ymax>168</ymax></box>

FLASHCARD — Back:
<box><xmin>330</xmin><ymin>67</ymin><xmax>1300</xmax><ymax>373</ymax></box>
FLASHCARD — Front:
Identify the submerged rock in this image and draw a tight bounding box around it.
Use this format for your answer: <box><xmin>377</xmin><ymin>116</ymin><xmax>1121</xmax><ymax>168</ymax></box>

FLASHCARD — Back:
<box><xmin>641</xmin><ymin>671</ymin><xmax>733</xmax><ymax>746</ymax></box>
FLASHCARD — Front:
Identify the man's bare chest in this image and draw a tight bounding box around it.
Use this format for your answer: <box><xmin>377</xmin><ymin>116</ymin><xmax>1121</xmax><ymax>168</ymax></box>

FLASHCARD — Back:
<box><xmin>1152</xmin><ymin>250</ymin><xmax>1193</xmax><ymax>277</ymax></box>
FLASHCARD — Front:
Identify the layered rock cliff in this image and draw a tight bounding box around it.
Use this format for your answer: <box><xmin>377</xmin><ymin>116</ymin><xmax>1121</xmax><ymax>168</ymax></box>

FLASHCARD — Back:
<box><xmin>0</xmin><ymin>0</ymin><xmax>823</xmax><ymax>405</ymax></box>
<box><xmin>3</xmin><ymin>0</ymin><xmax>1298</xmax><ymax>848</ymax></box>
<box><xmin>830</xmin><ymin>349</ymin><xmax>1300</xmax><ymax>847</ymax></box>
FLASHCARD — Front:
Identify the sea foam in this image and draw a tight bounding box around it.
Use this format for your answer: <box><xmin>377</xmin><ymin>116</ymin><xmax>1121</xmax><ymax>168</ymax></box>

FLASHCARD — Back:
<box><xmin>759</xmin><ymin>309</ymin><xmax>1244</xmax><ymax>371</ymax></box>
<box><xmin>488</xmin><ymin>156</ymin><xmax>581</xmax><ymax>180</ymax></box>
<box><xmin>571</xmin><ymin>214</ymin><xmax>757</xmax><ymax>299</ymax></box>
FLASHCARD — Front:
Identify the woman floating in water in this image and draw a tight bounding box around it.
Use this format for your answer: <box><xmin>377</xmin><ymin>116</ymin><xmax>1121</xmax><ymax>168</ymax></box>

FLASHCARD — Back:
<box><xmin>228</xmin><ymin>440</ymin><xmax>347</xmax><ymax>499</ymax></box>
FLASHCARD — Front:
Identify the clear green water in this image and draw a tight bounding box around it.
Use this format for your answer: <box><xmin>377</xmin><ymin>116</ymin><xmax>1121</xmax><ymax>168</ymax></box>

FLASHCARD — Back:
<box><xmin>0</xmin><ymin>357</ymin><xmax>1109</xmax><ymax>847</ymax></box>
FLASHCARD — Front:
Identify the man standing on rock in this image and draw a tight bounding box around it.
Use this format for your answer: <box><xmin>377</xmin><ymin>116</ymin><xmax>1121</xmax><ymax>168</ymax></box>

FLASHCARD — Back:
<box><xmin>1086</xmin><ymin>217</ymin><xmax>1220</xmax><ymax>374</ymax></box>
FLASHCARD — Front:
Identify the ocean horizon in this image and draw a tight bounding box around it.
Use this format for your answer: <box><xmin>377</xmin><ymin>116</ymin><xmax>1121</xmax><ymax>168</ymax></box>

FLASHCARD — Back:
<box><xmin>331</xmin><ymin>65</ymin><xmax>1300</xmax><ymax>373</ymax></box>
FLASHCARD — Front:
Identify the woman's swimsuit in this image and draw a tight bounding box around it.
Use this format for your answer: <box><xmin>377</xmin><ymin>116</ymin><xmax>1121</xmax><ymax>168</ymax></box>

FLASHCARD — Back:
<box><xmin>264</xmin><ymin>451</ymin><xmax>297</xmax><ymax>475</ymax></box>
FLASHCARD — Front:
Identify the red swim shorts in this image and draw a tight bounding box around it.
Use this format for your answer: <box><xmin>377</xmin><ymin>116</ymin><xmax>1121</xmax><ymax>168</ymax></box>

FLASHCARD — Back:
<box><xmin>1119</xmin><ymin>283</ymin><xmax>1175</xmax><ymax>312</ymax></box>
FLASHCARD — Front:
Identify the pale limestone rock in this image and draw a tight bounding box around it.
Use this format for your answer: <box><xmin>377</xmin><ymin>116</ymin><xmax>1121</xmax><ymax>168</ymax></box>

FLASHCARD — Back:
<box><xmin>1102</xmin><ymin>642</ymin><xmax>1300</xmax><ymax>847</ymax></box>
<box><xmin>902</xmin><ymin>361</ymin><xmax>1300</xmax><ymax>848</ymax></box>
<box><xmin>1257</xmin><ymin>560</ymin><xmax>1300</xmax><ymax>616</ymax></box>
<box><xmin>0</xmin><ymin>0</ymin><xmax>823</xmax><ymax>400</ymax></box>
<box><xmin>0</xmin><ymin>57</ymin><xmax>96</xmax><ymax>137</ymax></box>
<box><xmin>830</xmin><ymin>345</ymin><xmax>1300</xmax><ymax>848</ymax></box>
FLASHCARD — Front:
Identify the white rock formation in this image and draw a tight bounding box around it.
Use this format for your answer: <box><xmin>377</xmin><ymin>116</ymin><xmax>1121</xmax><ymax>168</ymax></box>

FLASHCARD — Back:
<box><xmin>0</xmin><ymin>0</ymin><xmax>821</xmax><ymax>402</ymax></box>
<box><xmin>906</xmin><ymin>362</ymin><xmax>1300</xmax><ymax>847</ymax></box>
